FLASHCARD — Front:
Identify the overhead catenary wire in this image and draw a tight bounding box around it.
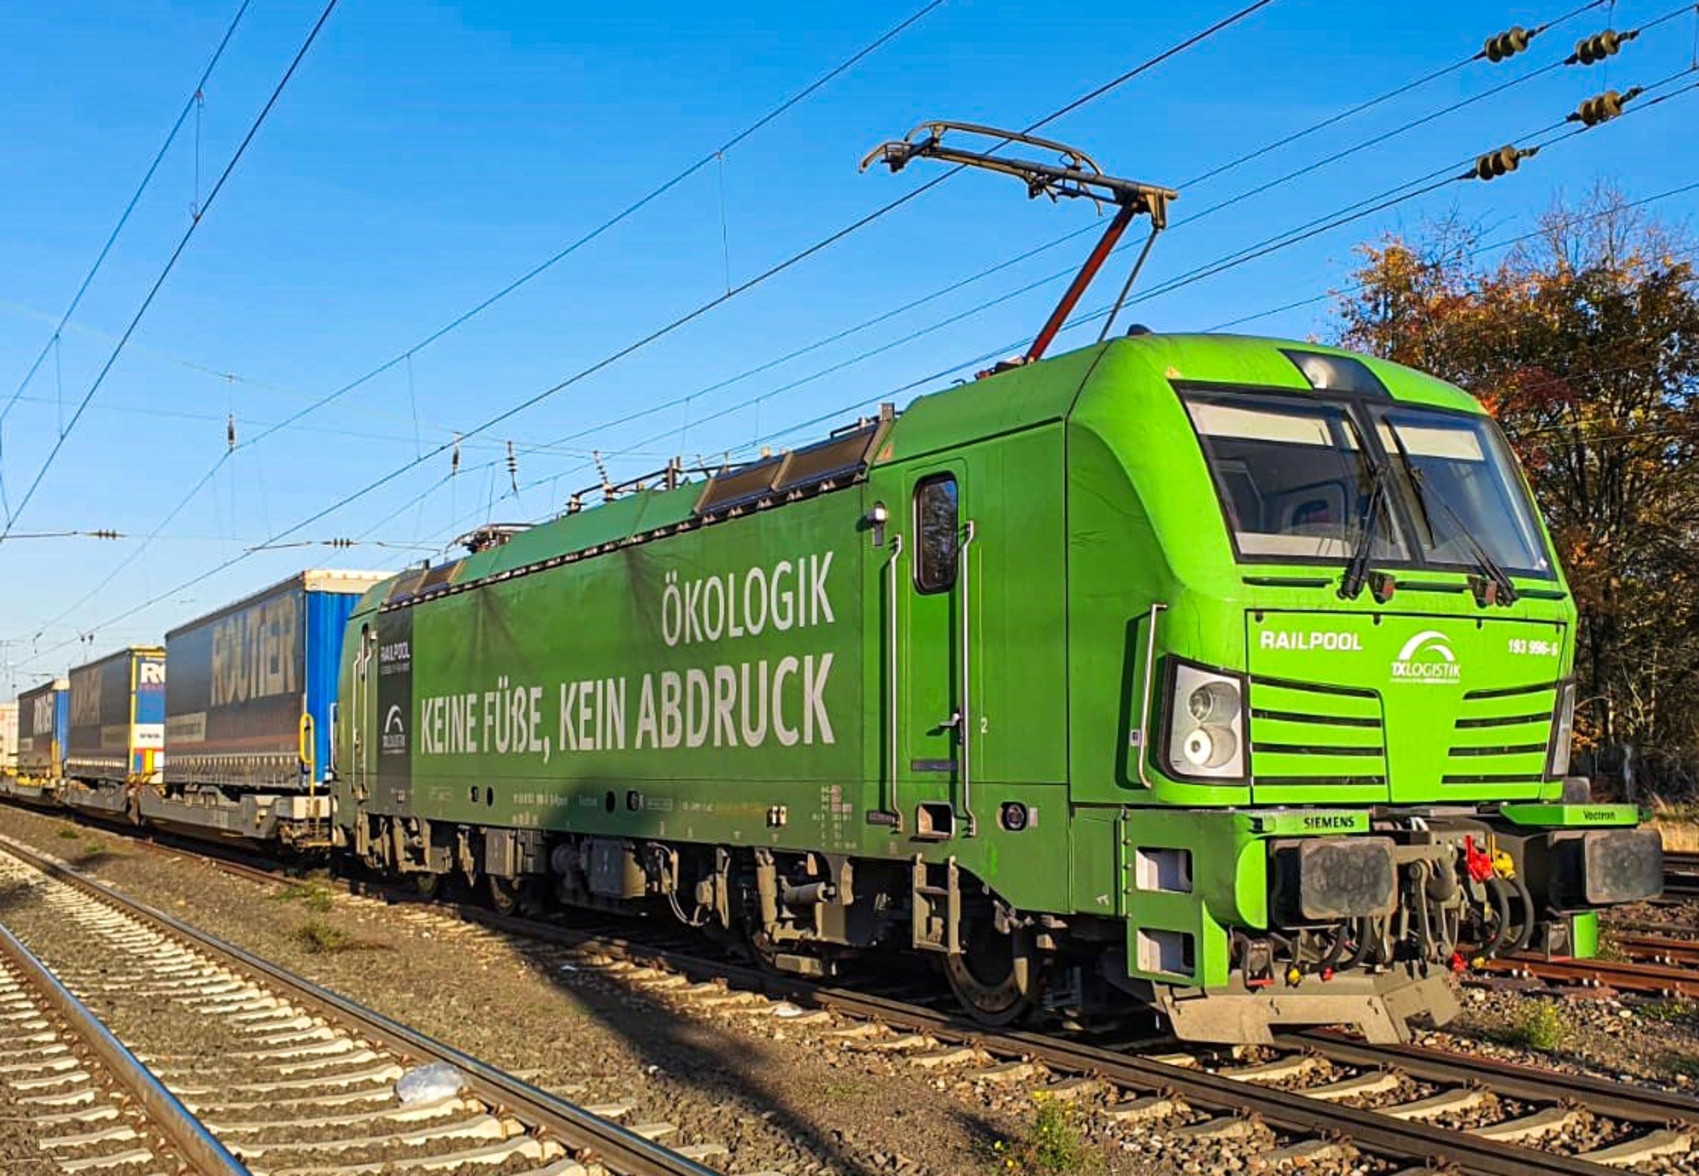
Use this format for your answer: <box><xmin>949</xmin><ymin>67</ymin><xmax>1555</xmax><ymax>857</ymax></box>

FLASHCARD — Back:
<box><xmin>250</xmin><ymin>0</ymin><xmax>1281</xmax><ymax>534</ymax></box>
<box><xmin>19</xmin><ymin>0</ymin><xmax>956</xmax><ymax>636</ymax></box>
<box><xmin>0</xmin><ymin>0</ymin><xmax>252</xmax><ymax>436</ymax></box>
<box><xmin>1202</xmin><ymin>177</ymin><xmax>1699</xmax><ymax>333</ymax></box>
<box><xmin>504</xmin><ymin>0</ymin><xmax>1674</xmax><ymax>473</ymax></box>
<box><xmin>51</xmin><ymin>0</ymin><xmax>1612</xmax><ymax>584</ymax></box>
<box><xmin>17</xmin><ymin>1</ymin><xmax>1281</xmax><ymax>661</ymax></box>
<box><xmin>39</xmin><ymin>0</ymin><xmax>1669</xmax><ymax>603</ymax></box>
<box><xmin>245</xmin><ymin>0</ymin><xmax>951</xmax><ymax>451</ymax></box>
<box><xmin>40</xmin><ymin>8</ymin><xmax>1699</xmax><ymax>661</ymax></box>
<box><xmin>444</xmin><ymin>72</ymin><xmax>1699</xmax><ymax>539</ymax></box>
<box><xmin>0</xmin><ymin>296</ymin><xmax>520</xmax><ymax>445</ymax></box>
<box><xmin>0</xmin><ymin>0</ymin><xmax>340</xmax><ymax>543</ymax></box>
<box><xmin>1177</xmin><ymin>0</ymin><xmax>1609</xmax><ymax>189</ymax></box>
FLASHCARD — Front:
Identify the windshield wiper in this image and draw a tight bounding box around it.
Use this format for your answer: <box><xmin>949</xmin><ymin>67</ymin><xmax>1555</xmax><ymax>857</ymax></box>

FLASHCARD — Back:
<box><xmin>1381</xmin><ymin>426</ymin><xmax>1517</xmax><ymax>607</ymax></box>
<box><xmin>1339</xmin><ymin>462</ymin><xmax>1390</xmax><ymax>601</ymax></box>
<box><xmin>1405</xmin><ymin>463</ymin><xmax>1518</xmax><ymax>607</ymax></box>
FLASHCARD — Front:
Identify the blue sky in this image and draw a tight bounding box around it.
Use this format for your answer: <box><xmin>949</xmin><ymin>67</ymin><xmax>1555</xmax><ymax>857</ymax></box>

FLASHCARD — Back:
<box><xmin>1</xmin><ymin>0</ymin><xmax>1695</xmax><ymax>689</ymax></box>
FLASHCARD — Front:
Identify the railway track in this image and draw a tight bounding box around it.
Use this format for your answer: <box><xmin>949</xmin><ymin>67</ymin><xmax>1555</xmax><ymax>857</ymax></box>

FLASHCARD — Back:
<box><xmin>1486</xmin><ymin>953</ymin><xmax>1699</xmax><ymax>999</ymax></box>
<box><xmin>0</xmin><ymin>834</ymin><xmax>723</xmax><ymax>1176</ymax></box>
<box><xmin>25</xmin><ymin>820</ymin><xmax>1699</xmax><ymax>1175</ymax></box>
<box><xmin>0</xmin><ymin>919</ymin><xmax>247</xmax><ymax>1174</ymax></box>
<box><xmin>1667</xmin><ymin>851</ymin><xmax>1699</xmax><ymax>898</ymax></box>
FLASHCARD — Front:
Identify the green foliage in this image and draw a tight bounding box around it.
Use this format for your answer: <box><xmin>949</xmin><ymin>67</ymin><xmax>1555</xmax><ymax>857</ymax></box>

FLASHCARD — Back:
<box><xmin>1636</xmin><ymin>999</ymin><xmax>1697</xmax><ymax>1025</ymax></box>
<box><xmin>290</xmin><ymin>918</ymin><xmax>353</xmax><ymax>953</ymax></box>
<box><xmin>1504</xmin><ymin>999</ymin><xmax>1569</xmax><ymax>1051</ymax></box>
<box><xmin>275</xmin><ymin>881</ymin><xmax>335</xmax><ymax>914</ymax></box>
<box><xmin>1665</xmin><ymin>1052</ymin><xmax>1699</xmax><ymax>1081</ymax></box>
<box><xmin>56</xmin><ymin>828</ymin><xmax>78</xmax><ymax>840</ymax></box>
<box><xmin>1333</xmin><ymin>184</ymin><xmax>1699</xmax><ymax>795</ymax></box>
<box><xmin>990</xmin><ymin>1094</ymin><xmax>1099</xmax><ymax>1174</ymax></box>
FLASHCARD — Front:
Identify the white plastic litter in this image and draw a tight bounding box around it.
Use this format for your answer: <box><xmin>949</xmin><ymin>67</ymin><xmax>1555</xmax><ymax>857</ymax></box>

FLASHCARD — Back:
<box><xmin>396</xmin><ymin>1061</ymin><xmax>466</xmax><ymax>1105</ymax></box>
<box><xmin>772</xmin><ymin>1004</ymin><xmax>805</xmax><ymax>1019</ymax></box>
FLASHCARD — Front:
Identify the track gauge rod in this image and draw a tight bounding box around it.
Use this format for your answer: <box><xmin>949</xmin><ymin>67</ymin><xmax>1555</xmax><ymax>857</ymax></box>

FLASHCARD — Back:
<box><xmin>861</xmin><ymin>121</ymin><xmax>1178</xmax><ymax>365</ymax></box>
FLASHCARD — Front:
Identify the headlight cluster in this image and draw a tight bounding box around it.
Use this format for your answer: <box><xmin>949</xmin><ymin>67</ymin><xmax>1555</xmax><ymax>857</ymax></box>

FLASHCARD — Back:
<box><xmin>1167</xmin><ymin>661</ymin><xmax>1246</xmax><ymax>780</ymax></box>
<box><xmin>1548</xmin><ymin>680</ymin><xmax>1576</xmax><ymax>779</ymax></box>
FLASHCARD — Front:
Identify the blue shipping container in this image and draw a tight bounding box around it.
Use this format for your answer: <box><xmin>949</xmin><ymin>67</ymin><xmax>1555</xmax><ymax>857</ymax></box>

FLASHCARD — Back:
<box><xmin>164</xmin><ymin>570</ymin><xmax>385</xmax><ymax>790</ymax></box>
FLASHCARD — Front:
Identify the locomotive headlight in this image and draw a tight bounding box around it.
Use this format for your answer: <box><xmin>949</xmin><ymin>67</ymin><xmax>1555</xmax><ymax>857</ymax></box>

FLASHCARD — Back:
<box><xmin>1167</xmin><ymin>660</ymin><xmax>1246</xmax><ymax>781</ymax></box>
<box><xmin>1181</xmin><ymin>724</ymin><xmax>1238</xmax><ymax>769</ymax></box>
<box><xmin>1188</xmin><ymin>680</ymin><xmax>1240</xmax><ymax>724</ymax></box>
<box><xmin>1547</xmin><ymin>680</ymin><xmax>1577</xmax><ymax>779</ymax></box>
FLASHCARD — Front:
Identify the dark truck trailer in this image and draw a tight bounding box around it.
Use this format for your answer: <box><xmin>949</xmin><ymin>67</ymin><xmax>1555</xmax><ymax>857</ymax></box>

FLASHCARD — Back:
<box><xmin>66</xmin><ymin>646</ymin><xmax>166</xmax><ymax>784</ymax></box>
<box><xmin>153</xmin><ymin>569</ymin><xmax>384</xmax><ymax>847</ymax></box>
<box><xmin>58</xmin><ymin>646</ymin><xmax>167</xmax><ymax>820</ymax></box>
<box><xmin>9</xmin><ymin>679</ymin><xmax>69</xmax><ymax>798</ymax></box>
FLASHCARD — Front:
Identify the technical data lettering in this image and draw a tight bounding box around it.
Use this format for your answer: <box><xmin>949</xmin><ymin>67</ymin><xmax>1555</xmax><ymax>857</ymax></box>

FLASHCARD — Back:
<box><xmin>412</xmin><ymin>551</ymin><xmax>841</xmax><ymax>763</ymax></box>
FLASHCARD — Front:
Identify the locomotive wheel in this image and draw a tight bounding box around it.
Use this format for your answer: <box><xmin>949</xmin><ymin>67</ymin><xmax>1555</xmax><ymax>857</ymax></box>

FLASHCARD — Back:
<box><xmin>488</xmin><ymin>875</ymin><xmax>520</xmax><ymax>916</ymax></box>
<box><xmin>744</xmin><ymin>926</ymin><xmax>783</xmax><ymax>972</ymax></box>
<box><xmin>943</xmin><ymin>924</ymin><xmax>1043</xmax><ymax>1026</ymax></box>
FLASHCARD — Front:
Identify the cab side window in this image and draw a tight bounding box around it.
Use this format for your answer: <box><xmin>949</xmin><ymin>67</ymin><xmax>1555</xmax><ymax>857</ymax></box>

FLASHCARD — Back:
<box><xmin>914</xmin><ymin>475</ymin><xmax>959</xmax><ymax>594</ymax></box>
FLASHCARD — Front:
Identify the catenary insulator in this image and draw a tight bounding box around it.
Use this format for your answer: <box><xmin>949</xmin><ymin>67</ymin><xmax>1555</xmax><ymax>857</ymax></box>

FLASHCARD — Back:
<box><xmin>1568</xmin><ymin>28</ymin><xmax>1636</xmax><ymax>65</ymax></box>
<box><xmin>1470</xmin><ymin>144</ymin><xmax>1535</xmax><ymax>181</ymax></box>
<box><xmin>1570</xmin><ymin>87</ymin><xmax>1640</xmax><ymax>126</ymax></box>
<box><xmin>1483</xmin><ymin>25</ymin><xmax>1532</xmax><ymax>62</ymax></box>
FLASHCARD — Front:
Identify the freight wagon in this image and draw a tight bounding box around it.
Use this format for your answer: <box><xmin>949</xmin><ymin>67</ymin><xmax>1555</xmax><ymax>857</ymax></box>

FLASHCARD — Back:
<box><xmin>3</xmin><ymin>678</ymin><xmax>69</xmax><ymax>805</ymax></box>
<box><xmin>334</xmin><ymin>332</ymin><xmax>1661</xmax><ymax>1044</ymax></box>
<box><xmin>145</xmin><ymin>569</ymin><xmax>384</xmax><ymax>845</ymax></box>
<box><xmin>59</xmin><ymin>646</ymin><xmax>165</xmax><ymax>819</ymax></box>
<box><xmin>0</xmin><ymin>701</ymin><xmax>16</xmax><ymax>775</ymax></box>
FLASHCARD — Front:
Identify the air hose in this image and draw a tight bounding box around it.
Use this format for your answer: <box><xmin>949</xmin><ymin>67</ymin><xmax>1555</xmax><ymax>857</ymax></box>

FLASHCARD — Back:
<box><xmin>1342</xmin><ymin>916</ymin><xmax>1376</xmax><ymax>970</ymax></box>
<box><xmin>1414</xmin><ymin>871</ymin><xmax>1436</xmax><ymax>961</ymax></box>
<box><xmin>1508</xmin><ymin>872</ymin><xmax>1537</xmax><ymax>954</ymax></box>
<box><xmin>1317</xmin><ymin>922</ymin><xmax>1350</xmax><ymax>970</ymax></box>
<box><xmin>1480</xmin><ymin>875</ymin><xmax>1513</xmax><ymax>958</ymax></box>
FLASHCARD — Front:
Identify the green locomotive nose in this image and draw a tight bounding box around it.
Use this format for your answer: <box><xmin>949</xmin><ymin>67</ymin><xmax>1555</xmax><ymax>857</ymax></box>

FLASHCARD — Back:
<box><xmin>328</xmin><ymin>331</ymin><xmax>1659</xmax><ymax>1046</ymax></box>
<box><xmin>1244</xmin><ymin>613</ymin><xmax>1563</xmax><ymax>804</ymax></box>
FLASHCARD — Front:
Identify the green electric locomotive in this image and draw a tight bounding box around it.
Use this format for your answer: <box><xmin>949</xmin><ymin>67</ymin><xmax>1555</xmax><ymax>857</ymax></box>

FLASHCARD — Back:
<box><xmin>333</xmin><ymin>326</ymin><xmax>1659</xmax><ymax>1044</ymax></box>
<box><xmin>331</xmin><ymin>127</ymin><xmax>1659</xmax><ymax>1043</ymax></box>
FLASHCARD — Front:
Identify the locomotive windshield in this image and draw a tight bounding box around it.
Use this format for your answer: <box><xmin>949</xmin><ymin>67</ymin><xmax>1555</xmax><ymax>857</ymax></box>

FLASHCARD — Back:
<box><xmin>1184</xmin><ymin>389</ymin><xmax>1553</xmax><ymax>578</ymax></box>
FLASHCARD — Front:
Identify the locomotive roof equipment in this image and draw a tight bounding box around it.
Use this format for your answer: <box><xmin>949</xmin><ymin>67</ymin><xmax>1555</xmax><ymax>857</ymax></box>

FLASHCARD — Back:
<box><xmin>861</xmin><ymin>121</ymin><xmax>1177</xmax><ymax>364</ymax></box>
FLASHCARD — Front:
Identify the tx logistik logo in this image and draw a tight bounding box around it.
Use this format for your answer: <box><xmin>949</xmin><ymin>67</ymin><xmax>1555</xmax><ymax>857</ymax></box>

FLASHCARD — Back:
<box><xmin>381</xmin><ymin>704</ymin><xmax>408</xmax><ymax>754</ymax></box>
<box><xmin>1392</xmin><ymin>630</ymin><xmax>1461</xmax><ymax>685</ymax></box>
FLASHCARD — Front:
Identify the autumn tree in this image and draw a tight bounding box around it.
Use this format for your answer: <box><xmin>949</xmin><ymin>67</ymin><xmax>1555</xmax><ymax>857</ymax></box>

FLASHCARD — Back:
<box><xmin>1333</xmin><ymin>185</ymin><xmax>1699</xmax><ymax>795</ymax></box>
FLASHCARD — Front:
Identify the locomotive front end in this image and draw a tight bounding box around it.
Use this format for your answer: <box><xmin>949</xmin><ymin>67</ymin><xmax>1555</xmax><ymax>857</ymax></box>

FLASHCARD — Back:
<box><xmin>1073</xmin><ymin>335</ymin><xmax>1661</xmax><ymax>1043</ymax></box>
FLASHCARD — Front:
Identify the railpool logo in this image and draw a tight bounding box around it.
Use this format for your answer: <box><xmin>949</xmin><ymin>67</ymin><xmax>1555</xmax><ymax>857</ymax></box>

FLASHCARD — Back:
<box><xmin>1391</xmin><ymin>630</ymin><xmax>1461</xmax><ymax>685</ymax></box>
<box><xmin>381</xmin><ymin>704</ymin><xmax>408</xmax><ymax>754</ymax></box>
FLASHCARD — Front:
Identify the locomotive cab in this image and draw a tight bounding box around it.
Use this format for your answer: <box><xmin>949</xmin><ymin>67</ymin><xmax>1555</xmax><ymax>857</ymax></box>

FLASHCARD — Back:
<box><xmin>1061</xmin><ymin>332</ymin><xmax>1660</xmax><ymax>1041</ymax></box>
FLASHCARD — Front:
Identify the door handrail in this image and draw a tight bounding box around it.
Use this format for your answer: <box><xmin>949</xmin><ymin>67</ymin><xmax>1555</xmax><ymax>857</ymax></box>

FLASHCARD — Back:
<box><xmin>883</xmin><ymin>534</ymin><xmax>905</xmax><ymax>830</ymax></box>
<box><xmin>956</xmin><ymin>519</ymin><xmax>978</xmax><ymax>836</ymax></box>
<box><xmin>1136</xmin><ymin>601</ymin><xmax>1167</xmax><ymax>789</ymax></box>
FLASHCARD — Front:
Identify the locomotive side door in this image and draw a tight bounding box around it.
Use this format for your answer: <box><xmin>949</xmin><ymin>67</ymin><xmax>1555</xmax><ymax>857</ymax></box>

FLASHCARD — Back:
<box><xmin>350</xmin><ymin>624</ymin><xmax>375</xmax><ymax>802</ymax></box>
<box><xmin>897</xmin><ymin>462</ymin><xmax>973</xmax><ymax>839</ymax></box>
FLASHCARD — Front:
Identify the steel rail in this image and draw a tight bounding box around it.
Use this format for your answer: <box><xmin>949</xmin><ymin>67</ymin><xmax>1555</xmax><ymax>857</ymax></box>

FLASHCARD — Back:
<box><xmin>1488</xmin><ymin>953</ymin><xmax>1699</xmax><ymax>997</ymax></box>
<box><xmin>1611</xmin><ymin>932</ymin><xmax>1699</xmax><ymax>966</ymax></box>
<box><xmin>0</xmin><ymin>811</ymin><xmax>1656</xmax><ymax>1176</ymax></box>
<box><xmin>0</xmin><ymin>919</ymin><xmax>250</xmax><ymax>1175</ymax></box>
<box><xmin>788</xmin><ymin>989</ymin><xmax>1624</xmax><ymax>1176</ymax></box>
<box><xmin>1666</xmin><ymin>850</ymin><xmax>1699</xmax><ymax>896</ymax></box>
<box><xmin>1287</xmin><ymin>1030</ymin><xmax>1699</xmax><ymax>1127</ymax></box>
<box><xmin>0</xmin><ymin>835</ymin><xmax>718</xmax><ymax>1176</ymax></box>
